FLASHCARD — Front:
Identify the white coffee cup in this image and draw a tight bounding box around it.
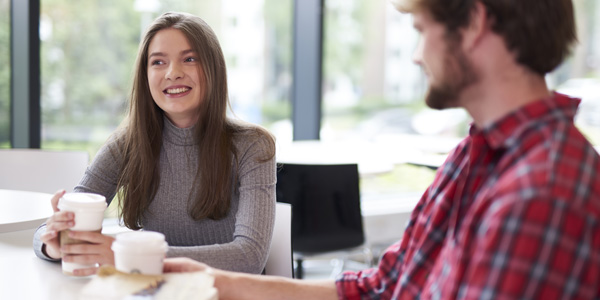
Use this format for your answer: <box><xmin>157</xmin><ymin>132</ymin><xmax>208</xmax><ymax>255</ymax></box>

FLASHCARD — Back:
<box><xmin>112</xmin><ymin>231</ymin><xmax>168</xmax><ymax>275</ymax></box>
<box><xmin>57</xmin><ymin>192</ymin><xmax>107</xmax><ymax>275</ymax></box>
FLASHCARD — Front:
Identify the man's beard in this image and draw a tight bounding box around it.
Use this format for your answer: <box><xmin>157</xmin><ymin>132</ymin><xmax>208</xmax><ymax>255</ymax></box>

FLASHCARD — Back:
<box><xmin>425</xmin><ymin>38</ymin><xmax>478</xmax><ymax>110</ymax></box>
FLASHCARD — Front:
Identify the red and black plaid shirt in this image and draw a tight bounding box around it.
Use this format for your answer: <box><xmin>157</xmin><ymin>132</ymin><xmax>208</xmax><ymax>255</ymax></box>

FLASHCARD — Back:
<box><xmin>337</xmin><ymin>93</ymin><xmax>600</xmax><ymax>299</ymax></box>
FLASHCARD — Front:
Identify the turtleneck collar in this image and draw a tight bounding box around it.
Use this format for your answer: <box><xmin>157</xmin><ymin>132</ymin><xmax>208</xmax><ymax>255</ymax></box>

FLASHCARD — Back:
<box><xmin>162</xmin><ymin>115</ymin><xmax>198</xmax><ymax>146</ymax></box>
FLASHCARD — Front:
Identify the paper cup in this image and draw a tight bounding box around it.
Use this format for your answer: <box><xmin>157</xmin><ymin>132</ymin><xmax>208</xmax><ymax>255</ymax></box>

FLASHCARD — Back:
<box><xmin>58</xmin><ymin>193</ymin><xmax>107</xmax><ymax>231</ymax></box>
<box><xmin>112</xmin><ymin>231</ymin><xmax>168</xmax><ymax>275</ymax></box>
<box><xmin>58</xmin><ymin>192</ymin><xmax>107</xmax><ymax>275</ymax></box>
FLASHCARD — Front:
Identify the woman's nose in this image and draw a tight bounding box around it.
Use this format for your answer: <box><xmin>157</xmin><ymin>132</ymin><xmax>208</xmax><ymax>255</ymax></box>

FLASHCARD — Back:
<box><xmin>166</xmin><ymin>62</ymin><xmax>184</xmax><ymax>80</ymax></box>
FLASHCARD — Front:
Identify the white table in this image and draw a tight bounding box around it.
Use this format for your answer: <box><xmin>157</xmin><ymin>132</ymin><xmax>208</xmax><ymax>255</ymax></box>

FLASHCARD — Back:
<box><xmin>0</xmin><ymin>228</ymin><xmax>91</xmax><ymax>299</ymax></box>
<box><xmin>276</xmin><ymin>138</ymin><xmax>450</xmax><ymax>175</ymax></box>
<box><xmin>276</xmin><ymin>140</ymin><xmax>395</xmax><ymax>176</ymax></box>
<box><xmin>361</xmin><ymin>196</ymin><xmax>419</xmax><ymax>247</ymax></box>
<box><xmin>0</xmin><ymin>219</ymin><xmax>132</xmax><ymax>300</ymax></box>
<box><xmin>0</xmin><ymin>189</ymin><xmax>54</xmax><ymax>233</ymax></box>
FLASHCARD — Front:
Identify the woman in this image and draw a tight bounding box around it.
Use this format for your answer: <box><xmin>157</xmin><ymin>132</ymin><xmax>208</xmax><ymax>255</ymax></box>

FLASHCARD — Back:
<box><xmin>33</xmin><ymin>12</ymin><xmax>276</xmax><ymax>276</ymax></box>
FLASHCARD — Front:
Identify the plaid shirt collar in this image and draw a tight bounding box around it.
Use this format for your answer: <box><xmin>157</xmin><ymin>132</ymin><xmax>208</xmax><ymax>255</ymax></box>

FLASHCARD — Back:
<box><xmin>468</xmin><ymin>92</ymin><xmax>581</xmax><ymax>151</ymax></box>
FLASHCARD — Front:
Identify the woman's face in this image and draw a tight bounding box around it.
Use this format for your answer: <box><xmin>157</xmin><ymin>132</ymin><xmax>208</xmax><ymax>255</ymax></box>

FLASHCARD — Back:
<box><xmin>147</xmin><ymin>28</ymin><xmax>205</xmax><ymax>128</ymax></box>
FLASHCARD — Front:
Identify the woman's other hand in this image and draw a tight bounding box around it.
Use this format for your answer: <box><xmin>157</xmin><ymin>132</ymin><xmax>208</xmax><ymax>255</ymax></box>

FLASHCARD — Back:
<box><xmin>39</xmin><ymin>189</ymin><xmax>71</xmax><ymax>259</ymax></box>
<box><xmin>61</xmin><ymin>230</ymin><xmax>116</xmax><ymax>276</ymax></box>
<box><xmin>40</xmin><ymin>190</ymin><xmax>115</xmax><ymax>276</ymax></box>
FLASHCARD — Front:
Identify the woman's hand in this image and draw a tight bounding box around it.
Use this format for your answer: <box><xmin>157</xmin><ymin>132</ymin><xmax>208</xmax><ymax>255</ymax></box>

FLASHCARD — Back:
<box><xmin>61</xmin><ymin>230</ymin><xmax>116</xmax><ymax>276</ymax></box>
<box><xmin>39</xmin><ymin>190</ymin><xmax>72</xmax><ymax>259</ymax></box>
<box><xmin>163</xmin><ymin>257</ymin><xmax>210</xmax><ymax>273</ymax></box>
<box><xmin>39</xmin><ymin>189</ymin><xmax>115</xmax><ymax>276</ymax></box>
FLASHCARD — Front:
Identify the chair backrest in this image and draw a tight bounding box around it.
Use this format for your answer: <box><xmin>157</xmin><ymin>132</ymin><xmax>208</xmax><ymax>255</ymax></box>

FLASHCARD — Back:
<box><xmin>276</xmin><ymin>163</ymin><xmax>364</xmax><ymax>254</ymax></box>
<box><xmin>0</xmin><ymin>149</ymin><xmax>89</xmax><ymax>194</ymax></box>
<box><xmin>264</xmin><ymin>202</ymin><xmax>294</xmax><ymax>278</ymax></box>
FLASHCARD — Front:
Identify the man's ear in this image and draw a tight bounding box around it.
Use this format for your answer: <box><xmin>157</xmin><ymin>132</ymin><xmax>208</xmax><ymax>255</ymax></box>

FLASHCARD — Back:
<box><xmin>462</xmin><ymin>1</ymin><xmax>489</xmax><ymax>52</ymax></box>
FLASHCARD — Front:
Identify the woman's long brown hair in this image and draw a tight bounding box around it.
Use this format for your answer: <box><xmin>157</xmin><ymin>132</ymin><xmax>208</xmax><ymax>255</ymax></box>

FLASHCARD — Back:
<box><xmin>117</xmin><ymin>12</ymin><xmax>274</xmax><ymax>230</ymax></box>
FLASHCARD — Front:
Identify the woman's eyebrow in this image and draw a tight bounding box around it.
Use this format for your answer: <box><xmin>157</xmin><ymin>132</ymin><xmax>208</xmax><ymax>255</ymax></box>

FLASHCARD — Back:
<box><xmin>181</xmin><ymin>49</ymin><xmax>196</xmax><ymax>55</ymax></box>
<box><xmin>148</xmin><ymin>49</ymin><xmax>196</xmax><ymax>59</ymax></box>
<box><xmin>148</xmin><ymin>52</ymin><xmax>166</xmax><ymax>59</ymax></box>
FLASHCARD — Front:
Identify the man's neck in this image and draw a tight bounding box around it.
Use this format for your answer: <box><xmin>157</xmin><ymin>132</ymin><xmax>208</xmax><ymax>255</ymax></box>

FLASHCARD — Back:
<box><xmin>461</xmin><ymin>66</ymin><xmax>551</xmax><ymax>129</ymax></box>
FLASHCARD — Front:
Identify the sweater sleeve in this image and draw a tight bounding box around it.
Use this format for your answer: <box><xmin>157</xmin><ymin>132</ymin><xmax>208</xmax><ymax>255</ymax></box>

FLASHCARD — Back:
<box><xmin>166</xmin><ymin>133</ymin><xmax>276</xmax><ymax>274</ymax></box>
<box><xmin>32</xmin><ymin>136</ymin><xmax>122</xmax><ymax>261</ymax></box>
<box><xmin>32</xmin><ymin>224</ymin><xmax>60</xmax><ymax>262</ymax></box>
<box><xmin>73</xmin><ymin>135</ymin><xmax>123</xmax><ymax>202</ymax></box>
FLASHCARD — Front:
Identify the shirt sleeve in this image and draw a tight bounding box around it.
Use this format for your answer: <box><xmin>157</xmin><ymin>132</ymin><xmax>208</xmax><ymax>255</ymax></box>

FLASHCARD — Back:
<box><xmin>458</xmin><ymin>198</ymin><xmax>599</xmax><ymax>299</ymax></box>
<box><xmin>335</xmin><ymin>187</ymin><xmax>433</xmax><ymax>300</ymax></box>
<box><xmin>167</xmin><ymin>133</ymin><xmax>276</xmax><ymax>274</ymax></box>
<box><xmin>335</xmin><ymin>243</ymin><xmax>402</xmax><ymax>300</ymax></box>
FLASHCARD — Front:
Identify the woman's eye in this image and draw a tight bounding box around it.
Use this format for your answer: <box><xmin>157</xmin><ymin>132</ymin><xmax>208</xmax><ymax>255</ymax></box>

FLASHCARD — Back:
<box><xmin>185</xmin><ymin>57</ymin><xmax>197</xmax><ymax>63</ymax></box>
<box><xmin>150</xmin><ymin>60</ymin><xmax>164</xmax><ymax>66</ymax></box>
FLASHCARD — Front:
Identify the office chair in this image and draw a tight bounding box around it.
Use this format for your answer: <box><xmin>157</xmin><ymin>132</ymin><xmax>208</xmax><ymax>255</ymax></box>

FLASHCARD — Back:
<box><xmin>276</xmin><ymin>163</ymin><xmax>372</xmax><ymax>279</ymax></box>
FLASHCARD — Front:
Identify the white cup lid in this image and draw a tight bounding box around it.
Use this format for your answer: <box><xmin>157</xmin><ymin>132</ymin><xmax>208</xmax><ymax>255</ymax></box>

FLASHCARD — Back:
<box><xmin>58</xmin><ymin>193</ymin><xmax>107</xmax><ymax>211</ymax></box>
<box><xmin>112</xmin><ymin>231</ymin><xmax>168</xmax><ymax>253</ymax></box>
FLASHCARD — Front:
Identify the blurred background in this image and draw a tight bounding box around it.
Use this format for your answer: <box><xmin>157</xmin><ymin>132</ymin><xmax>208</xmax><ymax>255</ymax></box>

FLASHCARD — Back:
<box><xmin>1</xmin><ymin>0</ymin><xmax>599</xmax><ymax>202</ymax></box>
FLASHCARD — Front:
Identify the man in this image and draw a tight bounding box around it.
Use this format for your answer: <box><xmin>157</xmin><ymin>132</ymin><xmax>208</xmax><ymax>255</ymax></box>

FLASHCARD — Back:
<box><xmin>164</xmin><ymin>0</ymin><xmax>600</xmax><ymax>299</ymax></box>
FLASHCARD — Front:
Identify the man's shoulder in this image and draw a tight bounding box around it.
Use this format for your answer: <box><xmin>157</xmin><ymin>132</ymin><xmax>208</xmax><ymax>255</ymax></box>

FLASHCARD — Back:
<box><xmin>491</xmin><ymin>125</ymin><xmax>600</xmax><ymax>211</ymax></box>
<box><xmin>499</xmin><ymin>113</ymin><xmax>596</xmax><ymax>167</ymax></box>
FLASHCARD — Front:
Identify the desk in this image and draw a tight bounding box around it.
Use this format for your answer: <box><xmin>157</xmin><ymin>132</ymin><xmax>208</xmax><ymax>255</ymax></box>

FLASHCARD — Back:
<box><xmin>0</xmin><ymin>219</ymin><xmax>131</xmax><ymax>300</ymax></box>
<box><xmin>0</xmin><ymin>189</ymin><xmax>54</xmax><ymax>233</ymax></box>
<box><xmin>361</xmin><ymin>196</ymin><xmax>419</xmax><ymax>247</ymax></box>
<box><xmin>371</xmin><ymin>134</ymin><xmax>453</xmax><ymax>170</ymax></box>
<box><xmin>276</xmin><ymin>140</ymin><xmax>395</xmax><ymax>176</ymax></box>
<box><xmin>398</xmin><ymin>151</ymin><xmax>447</xmax><ymax>170</ymax></box>
<box><xmin>0</xmin><ymin>228</ymin><xmax>90</xmax><ymax>299</ymax></box>
<box><xmin>276</xmin><ymin>138</ymin><xmax>449</xmax><ymax>174</ymax></box>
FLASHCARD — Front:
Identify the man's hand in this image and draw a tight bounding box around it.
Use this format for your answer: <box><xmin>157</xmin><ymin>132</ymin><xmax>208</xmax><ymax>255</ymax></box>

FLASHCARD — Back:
<box><xmin>164</xmin><ymin>257</ymin><xmax>210</xmax><ymax>273</ymax></box>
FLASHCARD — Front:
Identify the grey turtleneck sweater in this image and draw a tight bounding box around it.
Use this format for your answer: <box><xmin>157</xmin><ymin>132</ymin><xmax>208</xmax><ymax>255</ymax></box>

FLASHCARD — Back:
<box><xmin>33</xmin><ymin>118</ymin><xmax>276</xmax><ymax>274</ymax></box>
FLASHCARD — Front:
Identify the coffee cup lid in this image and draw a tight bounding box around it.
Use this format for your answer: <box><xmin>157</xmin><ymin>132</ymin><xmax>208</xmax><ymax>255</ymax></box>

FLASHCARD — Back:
<box><xmin>58</xmin><ymin>193</ymin><xmax>107</xmax><ymax>211</ymax></box>
<box><xmin>112</xmin><ymin>231</ymin><xmax>168</xmax><ymax>253</ymax></box>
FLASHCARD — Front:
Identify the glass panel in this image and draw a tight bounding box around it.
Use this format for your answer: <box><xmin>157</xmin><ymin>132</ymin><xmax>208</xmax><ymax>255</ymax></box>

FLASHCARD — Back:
<box><xmin>40</xmin><ymin>0</ymin><xmax>292</xmax><ymax>156</ymax></box>
<box><xmin>322</xmin><ymin>0</ymin><xmax>600</xmax><ymax>202</ymax></box>
<box><xmin>40</xmin><ymin>0</ymin><xmax>139</xmax><ymax>154</ymax></box>
<box><xmin>0</xmin><ymin>0</ymin><xmax>9</xmax><ymax>148</ymax></box>
<box><xmin>322</xmin><ymin>0</ymin><xmax>442</xmax><ymax>201</ymax></box>
<box><xmin>553</xmin><ymin>0</ymin><xmax>600</xmax><ymax>146</ymax></box>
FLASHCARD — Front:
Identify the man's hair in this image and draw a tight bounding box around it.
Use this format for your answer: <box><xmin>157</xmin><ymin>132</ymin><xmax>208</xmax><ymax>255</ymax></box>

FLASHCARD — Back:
<box><xmin>392</xmin><ymin>0</ymin><xmax>577</xmax><ymax>75</ymax></box>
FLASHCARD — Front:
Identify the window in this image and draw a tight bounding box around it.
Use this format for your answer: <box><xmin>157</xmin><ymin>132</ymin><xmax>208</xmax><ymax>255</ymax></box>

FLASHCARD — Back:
<box><xmin>40</xmin><ymin>0</ymin><xmax>292</xmax><ymax>156</ymax></box>
<box><xmin>0</xmin><ymin>0</ymin><xmax>9</xmax><ymax>148</ymax></box>
<box><xmin>40</xmin><ymin>0</ymin><xmax>139</xmax><ymax>154</ymax></box>
<box><xmin>553</xmin><ymin>0</ymin><xmax>600</xmax><ymax>147</ymax></box>
<box><xmin>322</xmin><ymin>0</ymin><xmax>600</xmax><ymax>200</ymax></box>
